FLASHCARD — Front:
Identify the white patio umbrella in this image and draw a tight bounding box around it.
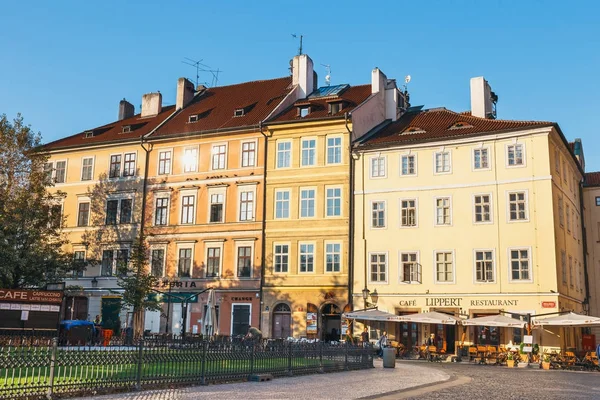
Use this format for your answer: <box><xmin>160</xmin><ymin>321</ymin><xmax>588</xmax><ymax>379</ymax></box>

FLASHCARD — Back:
<box><xmin>461</xmin><ymin>314</ymin><xmax>526</xmax><ymax>328</ymax></box>
<box><xmin>202</xmin><ymin>289</ymin><xmax>219</xmax><ymax>336</ymax></box>
<box><xmin>405</xmin><ymin>311</ymin><xmax>459</xmax><ymax>325</ymax></box>
<box><xmin>533</xmin><ymin>312</ymin><xmax>600</xmax><ymax>327</ymax></box>
<box><xmin>342</xmin><ymin>309</ymin><xmax>411</xmax><ymax>322</ymax></box>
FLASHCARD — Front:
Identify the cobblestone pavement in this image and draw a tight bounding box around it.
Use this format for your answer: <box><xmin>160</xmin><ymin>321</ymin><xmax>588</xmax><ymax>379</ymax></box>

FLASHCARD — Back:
<box><xmin>74</xmin><ymin>361</ymin><xmax>449</xmax><ymax>400</ymax></box>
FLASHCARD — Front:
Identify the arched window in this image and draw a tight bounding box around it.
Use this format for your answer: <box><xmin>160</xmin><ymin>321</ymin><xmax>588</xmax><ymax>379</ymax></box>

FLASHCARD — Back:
<box><xmin>274</xmin><ymin>303</ymin><xmax>291</xmax><ymax>313</ymax></box>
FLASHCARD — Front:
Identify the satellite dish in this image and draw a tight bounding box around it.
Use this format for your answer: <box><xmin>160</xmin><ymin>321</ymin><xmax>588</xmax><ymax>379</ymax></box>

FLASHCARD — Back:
<box><xmin>405</xmin><ymin>75</ymin><xmax>411</xmax><ymax>84</ymax></box>
<box><xmin>325</xmin><ymin>74</ymin><xmax>331</xmax><ymax>85</ymax></box>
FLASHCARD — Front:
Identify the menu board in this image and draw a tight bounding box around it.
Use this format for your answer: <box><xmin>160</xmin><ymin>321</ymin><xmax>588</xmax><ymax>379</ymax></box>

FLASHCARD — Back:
<box><xmin>306</xmin><ymin>312</ymin><xmax>317</xmax><ymax>334</ymax></box>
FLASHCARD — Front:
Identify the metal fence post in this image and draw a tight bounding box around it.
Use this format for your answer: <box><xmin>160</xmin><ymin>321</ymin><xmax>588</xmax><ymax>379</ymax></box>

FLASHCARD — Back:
<box><xmin>250</xmin><ymin>342</ymin><xmax>255</xmax><ymax>376</ymax></box>
<box><xmin>200</xmin><ymin>341</ymin><xmax>207</xmax><ymax>385</ymax></box>
<box><xmin>136</xmin><ymin>340</ymin><xmax>144</xmax><ymax>391</ymax></box>
<box><xmin>287</xmin><ymin>343</ymin><xmax>293</xmax><ymax>376</ymax></box>
<box><xmin>46</xmin><ymin>337</ymin><xmax>58</xmax><ymax>400</ymax></box>
<box><xmin>319</xmin><ymin>342</ymin><xmax>324</xmax><ymax>372</ymax></box>
<box><xmin>344</xmin><ymin>342</ymin><xmax>349</xmax><ymax>371</ymax></box>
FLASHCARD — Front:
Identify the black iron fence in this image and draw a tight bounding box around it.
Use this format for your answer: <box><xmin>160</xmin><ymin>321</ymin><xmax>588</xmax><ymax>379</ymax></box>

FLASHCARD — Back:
<box><xmin>0</xmin><ymin>332</ymin><xmax>373</xmax><ymax>399</ymax></box>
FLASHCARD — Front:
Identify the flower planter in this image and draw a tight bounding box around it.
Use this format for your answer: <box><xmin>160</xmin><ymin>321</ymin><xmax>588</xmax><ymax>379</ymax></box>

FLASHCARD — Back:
<box><xmin>506</xmin><ymin>360</ymin><xmax>515</xmax><ymax>368</ymax></box>
<box><xmin>542</xmin><ymin>361</ymin><xmax>551</xmax><ymax>370</ymax></box>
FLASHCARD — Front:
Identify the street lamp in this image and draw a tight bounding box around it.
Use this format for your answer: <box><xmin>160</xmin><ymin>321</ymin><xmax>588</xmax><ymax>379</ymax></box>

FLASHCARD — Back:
<box><xmin>361</xmin><ymin>287</ymin><xmax>379</xmax><ymax>308</ymax></box>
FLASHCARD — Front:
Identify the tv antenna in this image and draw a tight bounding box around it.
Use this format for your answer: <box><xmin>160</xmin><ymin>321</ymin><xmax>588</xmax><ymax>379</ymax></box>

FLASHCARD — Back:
<box><xmin>182</xmin><ymin>57</ymin><xmax>222</xmax><ymax>87</ymax></box>
<box><xmin>403</xmin><ymin>75</ymin><xmax>411</xmax><ymax>92</ymax></box>
<box><xmin>321</xmin><ymin>64</ymin><xmax>331</xmax><ymax>86</ymax></box>
<box><xmin>291</xmin><ymin>34</ymin><xmax>303</xmax><ymax>55</ymax></box>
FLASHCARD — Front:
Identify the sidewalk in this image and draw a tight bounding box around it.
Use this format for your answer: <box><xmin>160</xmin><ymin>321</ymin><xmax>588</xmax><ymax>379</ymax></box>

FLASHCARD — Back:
<box><xmin>78</xmin><ymin>360</ymin><xmax>449</xmax><ymax>400</ymax></box>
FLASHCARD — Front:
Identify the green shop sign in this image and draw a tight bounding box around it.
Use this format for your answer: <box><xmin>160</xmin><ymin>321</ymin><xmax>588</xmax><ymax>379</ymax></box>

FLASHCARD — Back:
<box><xmin>147</xmin><ymin>292</ymin><xmax>200</xmax><ymax>304</ymax></box>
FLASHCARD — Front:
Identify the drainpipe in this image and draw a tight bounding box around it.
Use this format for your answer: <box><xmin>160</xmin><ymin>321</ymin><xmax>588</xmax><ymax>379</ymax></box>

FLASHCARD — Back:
<box><xmin>139</xmin><ymin>137</ymin><xmax>151</xmax><ymax>237</ymax></box>
<box><xmin>579</xmin><ymin>180</ymin><xmax>590</xmax><ymax>312</ymax></box>
<box><xmin>259</xmin><ymin>121</ymin><xmax>268</xmax><ymax>332</ymax></box>
<box><xmin>345</xmin><ymin>113</ymin><xmax>354</xmax><ymax>310</ymax></box>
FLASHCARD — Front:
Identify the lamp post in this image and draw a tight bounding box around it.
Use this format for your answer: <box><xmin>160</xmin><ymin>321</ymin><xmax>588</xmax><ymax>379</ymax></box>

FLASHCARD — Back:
<box><xmin>361</xmin><ymin>287</ymin><xmax>379</xmax><ymax>308</ymax></box>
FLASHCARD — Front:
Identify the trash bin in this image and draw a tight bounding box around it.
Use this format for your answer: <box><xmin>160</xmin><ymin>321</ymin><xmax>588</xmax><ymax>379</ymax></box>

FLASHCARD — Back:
<box><xmin>383</xmin><ymin>347</ymin><xmax>396</xmax><ymax>368</ymax></box>
<box><xmin>102</xmin><ymin>329</ymin><xmax>113</xmax><ymax>346</ymax></box>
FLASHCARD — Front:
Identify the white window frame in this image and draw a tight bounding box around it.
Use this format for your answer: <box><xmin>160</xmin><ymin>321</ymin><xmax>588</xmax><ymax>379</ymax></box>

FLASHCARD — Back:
<box><xmin>370</xmin><ymin>156</ymin><xmax>387</xmax><ymax>179</ymax></box>
<box><xmin>434</xmin><ymin>196</ymin><xmax>452</xmax><ymax>226</ymax></box>
<box><xmin>276</xmin><ymin>140</ymin><xmax>292</xmax><ymax>169</ymax></box>
<box><xmin>81</xmin><ymin>156</ymin><xmax>95</xmax><ymax>181</ymax></box>
<box><xmin>204</xmin><ymin>240</ymin><xmax>224</xmax><ymax>278</ymax></box>
<box><xmin>108</xmin><ymin>153</ymin><xmax>122</xmax><ymax>179</ymax></box>
<box><xmin>150</xmin><ymin>245</ymin><xmax>167</xmax><ymax>277</ymax></box>
<box><xmin>238</xmin><ymin>185</ymin><xmax>256</xmax><ymax>222</ymax></box>
<box><xmin>299</xmin><ymin>187</ymin><xmax>316</xmax><ymax>219</ymax></box>
<box><xmin>433</xmin><ymin>150</ymin><xmax>452</xmax><ymax>175</ymax></box>
<box><xmin>153</xmin><ymin>193</ymin><xmax>171</xmax><ymax>226</ymax></box>
<box><xmin>76</xmin><ymin>198</ymin><xmax>91</xmax><ymax>227</ymax></box>
<box><xmin>273</xmin><ymin>242</ymin><xmax>290</xmax><ymax>274</ymax></box>
<box><xmin>400</xmin><ymin>153</ymin><xmax>417</xmax><ymax>176</ymax></box>
<box><xmin>399</xmin><ymin>198</ymin><xmax>418</xmax><ymax>228</ymax></box>
<box><xmin>473</xmin><ymin>193</ymin><xmax>493</xmax><ymax>224</ymax></box>
<box><xmin>506</xmin><ymin>143</ymin><xmax>526</xmax><ymax>168</ymax></box>
<box><xmin>433</xmin><ymin>250</ymin><xmax>456</xmax><ymax>284</ymax></box>
<box><xmin>368</xmin><ymin>252</ymin><xmax>388</xmax><ymax>284</ymax></box>
<box><xmin>300</xmin><ymin>137</ymin><xmax>317</xmax><ymax>167</ymax></box>
<box><xmin>274</xmin><ymin>189</ymin><xmax>291</xmax><ymax>219</ymax></box>
<box><xmin>507</xmin><ymin>247</ymin><xmax>533</xmax><ymax>283</ymax></box>
<box><xmin>326</xmin><ymin>135</ymin><xmax>342</xmax><ymax>165</ymax></box>
<box><xmin>122</xmin><ymin>152</ymin><xmax>137</xmax><ymax>177</ymax></box>
<box><xmin>473</xmin><ymin>249</ymin><xmax>496</xmax><ymax>284</ymax></box>
<box><xmin>298</xmin><ymin>242</ymin><xmax>316</xmax><ymax>273</ymax></box>
<box><xmin>72</xmin><ymin>248</ymin><xmax>86</xmax><ymax>277</ymax></box>
<box><xmin>105</xmin><ymin>194</ymin><xmax>135</xmax><ymax>225</ymax></box>
<box><xmin>207</xmin><ymin>187</ymin><xmax>226</xmax><ymax>224</ymax></box>
<box><xmin>157</xmin><ymin>148</ymin><xmax>173</xmax><ymax>175</ymax></box>
<box><xmin>399</xmin><ymin>251</ymin><xmax>421</xmax><ymax>284</ymax></box>
<box><xmin>183</xmin><ymin>146</ymin><xmax>199</xmax><ymax>173</ymax></box>
<box><xmin>472</xmin><ymin>146</ymin><xmax>491</xmax><ymax>171</ymax></box>
<box><xmin>100</xmin><ymin>245</ymin><xmax>130</xmax><ymax>277</ymax></box>
<box><xmin>240</xmin><ymin>140</ymin><xmax>257</xmax><ymax>168</ymax></box>
<box><xmin>506</xmin><ymin>190</ymin><xmax>529</xmax><ymax>223</ymax></box>
<box><xmin>325</xmin><ymin>185</ymin><xmax>342</xmax><ymax>218</ymax></box>
<box><xmin>179</xmin><ymin>190</ymin><xmax>197</xmax><ymax>225</ymax></box>
<box><xmin>176</xmin><ymin>241</ymin><xmax>195</xmax><ymax>278</ymax></box>
<box><xmin>371</xmin><ymin>200</ymin><xmax>387</xmax><ymax>229</ymax></box>
<box><xmin>46</xmin><ymin>159</ymin><xmax>68</xmax><ymax>184</ymax></box>
<box><xmin>234</xmin><ymin>240</ymin><xmax>255</xmax><ymax>279</ymax></box>
<box><xmin>211</xmin><ymin>143</ymin><xmax>228</xmax><ymax>171</ymax></box>
<box><xmin>324</xmin><ymin>241</ymin><xmax>342</xmax><ymax>273</ymax></box>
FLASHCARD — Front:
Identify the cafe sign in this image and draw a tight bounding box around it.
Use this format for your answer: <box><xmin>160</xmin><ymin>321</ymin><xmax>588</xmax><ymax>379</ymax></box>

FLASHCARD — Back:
<box><xmin>0</xmin><ymin>289</ymin><xmax>63</xmax><ymax>304</ymax></box>
<box><xmin>398</xmin><ymin>297</ymin><xmax>521</xmax><ymax>308</ymax></box>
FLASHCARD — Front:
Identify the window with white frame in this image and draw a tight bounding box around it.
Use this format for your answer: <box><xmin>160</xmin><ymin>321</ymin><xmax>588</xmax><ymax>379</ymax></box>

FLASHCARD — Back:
<box><xmin>181</xmin><ymin>195</ymin><xmax>195</xmax><ymax>224</ymax></box>
<box><xmin>401</xmin><ymin>199</ymin><xmax>417</xmax><ymax>227</ymax></box>
<box><xmin>239</xmin><ymin>191</ymin><xmax>254</xmax><ymax>221</ymax></box>
<box><xmin>212</xmin><ymin>144</ymin><xmax>226</xmax><ymax>170</ymax></box>
<box><xmin>178</xmin><ymin>248</ymin><xmax>192</xmax><ymax>277</ymax></box>
<box><xmin>241</xmin><ymin>142</ymin><xmax>256</xmax><ymax>167</ymax></box>
<box><xmin>158</xmin><ymin>150</ymin><xmax>171</xmax><ymax>175</ymax></box>
<box><xmin>210</xmin><ymin>193</ymin><xmax>224</xmax><ymax>223</ymax></box>
<box><xmin>475</xmin><ymin>250</ymin><xmax>494</xmax><ymax>282</ymax></box>
<box><xmin>183</xmin><ymin>147</ymin><xmax>198</xmax><ymax>173</ymax></box>
<box><xmin>325</xmin><ymin>243</ymin><xmax>341</xmax><ymax>272</ymax></box>
<box><xmin>206</xmin><ymin>247</ymin><xmax>221</xmax><ymax>277</ymax></box>
<box><xmin>275</xmin><ymin>190</ymin><xmax>290</xmax><ymax>219</ymax></box>
<box><xmin>558</xmin><ymin>197</ymin><xmax>564</xmax><ymax>226</ymax></box>
<box><xmin>81</xmin><ymin>157</ymin><xmax>94</xmax><ymax>181</ymax></box>
<box><xmin>301</xmin><ymin>139</ymin><xmax>316</xmax><ymax>166</ymax></box>
<box><xmin>566</xmin><ymin>205</ymin><xmax>571</xmax><ymax>232</ymax></box>
<box><xmin>434</xmin><ymin>151</ymin><xmax>451</xmax><ymax>173</ymax></box>
<box><xmin>400</xmin><ymin>253</ymin><xmax>421</xmax><ymax>283</ymax></box>
<box><xmin>109</xmin><ymin>155</ymin><xmax>121</xmax><ymax>178</ymax></box>
<box><xmin>274</xmin><ymin>244</ymin><xmax>289</xmax><ymax>273</ymax></box>
<box><xmin>474</xmin><ymin>194</ymin><xmax>491</xmax><ymax>223</ymax></box>
<box><xmin>401</xmin><ymin>154</ymin><xmax>416</xmax><ymax>176</ymax></box>
<box><xmin>155</xmin><ymin>197</ymin><xmax>169</xmax><ymax>226</ymax></box>
<box><xmin>435</xmin><ymin>251</ymin><xmax>454</xmax><ymax>283</ymax></box>
<box><xmin>372</xmin><ymin>201</ymin><xmax>385</xmax><ymax>228</ymax></box>
<box><xmin>327</xmin><ymin>137</ymin><xmax>342</xmax><ymax>164</ymax></box>
<box><xmin>370</xmin><ymin>253</ymin><xmax>387</xmax><ymax>282</ymax></box>
<box><xmin>101</xmin><ymin>249</ymin><xmax>129</xmax><ymax>277</ymax></box>
<box><xmin>151</xmin><ymin>249</ymin><xmax>165</xmax><ymax>277</ymax></box>
<box><xmin>370</xmin><ymin>157</ymin><xmax>386</xmax><ymax>178</ymax></box>
<box><xmin>237</xmin><ymin>246</ymin><xmax>252</xmax><ymax>278</ymax></box>
<box><xmin>473</xmin><ymin>148</ymin><xmax>489</xmax><ymax>170</ymax></box>
<box><xmin>508</xmin><ymin>192</ymin><xmax>527</xmax><ymax>221</ymax></box>
<box><xmin>105</xmin><ymin>198</ymin><xmax>132</xmax><ymax>225</ymax></box>
<box><xmin>49</xmin><ymin>203</ymin><xmax>62</xmax><ymax>229</ymax></box>
<box><xmin>299</xmin><ymin>243</ymin><xmax>314</xmax><ymax>273</ymax></box>
<box><xmin>561</xmin><ymin>250</ymin><xmax>567</xmax><ymax>284</ymax></box>
<box><xmin>507</xmin><ymin>144</ymin><xmax>524</xmax><ymax>166</ymax></box>
<box><xmin>45</xmin><ymin>161</ymin><xmax>67</xmax><ymax>183</ymax></box>
<box><xmin>72</xmin><ymin>251</ymin><xmax>85</xmax><ymax>277</ymax></box>
<box><xmin>123</xmin><ymin>153</ymin><xmax>136</xmax><ymax>176</ymax></box>
<box><xmin>435</xmin><ymin>197</ymin><xmax>451</xmax><ymax>225</ymax></box>
<box><xmin>568</xmin><ymin>255</ymin><xmax>573</xmax><ymax>288</ymax></box>
<box><xmin>77</xmin><ymin>202</ymin><xmax>90</xmax><ymax>227</ymax></box>
<box><xmin>300</xmin><ymin>189</ymin><xmax>315</xmax><ymax>218</ymax></box>
<box><xmin>277</xmin><ymin>141</ymin><xmax>291</xmax><ymax>168</ymax></box>
<box><xmin>326</xmin><ymin>187</ymin><xmax>341</xmax><ymax>217</ymax></box>
<box><xmin>509</xmin><ymin>248</ymin><xmax>531</xmax><ymax>281</ymax></box>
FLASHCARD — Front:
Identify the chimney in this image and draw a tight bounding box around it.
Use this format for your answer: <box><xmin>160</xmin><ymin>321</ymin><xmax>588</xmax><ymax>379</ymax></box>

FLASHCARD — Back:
<box><xmin>118</xmin><ymin>99</ymin><xmax>134</xmax><ymax>120</ymax></box>
<box><xmin>292</xmin><ymin>54</ymin><xmax>316</xmax><ymax>98</ymax></box>
<box><xmin>470</xmin><ymin>77</ymin><xmax>497</xmax><ymax>119</ymax></box>
<box><xmin>141</xmin><ymin>92</ymin><xmax>162</xmax><ymax>117</ymax></box>
<box><xmin>176</xmin><ymin>78</ymin><xmax>195</xmax><ymax>110</ymax></box>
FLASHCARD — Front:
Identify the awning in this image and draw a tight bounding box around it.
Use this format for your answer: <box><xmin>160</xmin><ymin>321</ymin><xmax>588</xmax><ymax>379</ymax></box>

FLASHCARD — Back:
<box><xmin>462</xmin><ymin>314</ymin><xmax>526</xmax><ymax>328</ymax></box>
<box><xmin>533</xmin><ymin>312</ymin><xmax>600</xmax><ymax>327</ymax></box>
<box><xmin>342</xmin><ymin>309</ymin><xmax>408</xmax><ymax>322</ymax></box>
<box><xmin>404</xmin><ymin>311</ymin><xmax>459</xmax><ymax>325</ymax></box>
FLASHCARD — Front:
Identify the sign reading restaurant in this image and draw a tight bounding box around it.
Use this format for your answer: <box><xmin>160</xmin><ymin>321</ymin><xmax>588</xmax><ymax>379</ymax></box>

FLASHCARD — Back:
<box><xmin>398</xmin><ymin>297</ymin><xmax>520</xmax><ymax>307</ymax></box>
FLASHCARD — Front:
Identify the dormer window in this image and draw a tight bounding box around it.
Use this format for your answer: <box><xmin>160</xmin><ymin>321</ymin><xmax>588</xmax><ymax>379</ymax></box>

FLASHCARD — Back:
<box><xmin>84</xmin><ymin>131</ymin><xmax>94</xmax><ymax>138</ymax></box>
<box><xmin>328</xmin><ymin>102</ymin><xmax>343</xmax><ymax>115</ymax></box>
<box><xmin>234</xmin><ymin>108</ymin><xmax>245</xmax><ymax>117</ymax></box>
<box><xmin>188</xmin><ymin>114</ymin><xmax>198</xmax><ymax>123</ymax></box>
<box><xmin>299</xmin><ymin>107</ymin><xmax>310</xmax><ymax>118</ymax></box>
<box><xmin>121</xmin><ymin>125</ymin><xmax>131</xmax><ymax>134</ymax></box>
<box><xmin>402</xmin><ymin>127</ymin><xmax>425</xmax><ymax>135</ymax></box>
<box><xmin>448</xmin><ymin>121</ymin><xmax>473</xmax><ymax>130</ymax></box>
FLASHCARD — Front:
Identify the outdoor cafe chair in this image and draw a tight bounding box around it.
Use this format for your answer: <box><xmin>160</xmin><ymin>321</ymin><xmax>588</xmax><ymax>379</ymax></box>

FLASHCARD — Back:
<box><xmin>427</xmin><ymin>345</ymin><xmax>440</xmax><ymax>362</ymax></box>
<box><xmin>468</xmin><ymin>346</ymin><xmax>478</xmax><ymax>363</ymax></box>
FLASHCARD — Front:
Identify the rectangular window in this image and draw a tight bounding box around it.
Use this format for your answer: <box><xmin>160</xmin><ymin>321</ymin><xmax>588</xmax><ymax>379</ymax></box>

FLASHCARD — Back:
<box><xmin>116</xmin><ymin>250</ymin><xmax>129</xmax><ymax>274</ymax></box>
<box><xmin>435</xmin><ymin>251</ymin><xmax>454</xmax><ymax>282</ymax></box>
<box><xmin>372</xmin><ymin>201</ymin><xmax>386</xmax><ymax>228</ymax></box>
<box><xmin>212</xmin><ymin>144</ymin><xmax>226</xmax><ymax>170</ymax></box>
<box><xmin>239</xmin><ymin>191</ymin><xmax>254</xmax><ymax>221</ymax></box>
<box><xmin>73</xmin><ymin>251</ymin><xmax>85</xmax><ymax>277</ymax></box>
<box><xmin>44</xmin><ymin>162</ymin><xmax>53</xmax><ymax>182</ymax></box>
<box><xmin>508</xmin><ymin>192</ymin><xmax>527</xmax><ymax>221</ymax></box>
<box><xmin>155</xmin><ymin>198</ymin><xmax>169</xmax><ymax>226</ymax></box>
<box><xmin>183</xmin><ymin>147</ymin><xmax>198</xmax><ymax>172</ymax></box>
<box><xmin>123</xmin><ymin>153</ymin><xmax>136</xmax><ymax>176</ymax></box>
<box><xmin>101</xmin><ymin>250</ymin><xmax>114</xmax><ymax>276</ymax></box>
<box><xmin>473</xmin><ymin>148</ymin><xmax>489</xmax><ymax>170</ymax></box>
<box><xmin>435</xmin><ymin>197</ymin><xmax>451</xmax><ymax>225</ymax></box>
<box><xmin>572</xmin><ymin>210</ymin><xmax>576</xmax><ymax>239</ymax></box>
<box><xmin>109</xmin><ymin>155</ymin><xmax>121</xmax><ymax>178</ymax></box>
<box><xmin>569</xmin><ymin>255</ymin><xmax>573</xmax><ymax>288</ymax></box>
<box><xmin>510</xmin><ymin>249</ymin><xmax>531</xmax><ymax>281</ymax></box>
<box><xmin>507</xmin><ymin>144</ymin><xmax>524</xmax><ymax>166</ymax></box>
<box><xmin>371</xmin><ymin>157</ymin><xmax>386</xmax><ymax>178</ymax></box>
<box><xmin>237</xmin><ymin>247</ymin><xmax>252</xmax><ymax>278</ymax></box>
<box><xmin>561</xmin><ymin>250</ymin><xmax>567</xmax><ymax>284</ymax></box>
<box><xmin>475</xmin><ymin>250</ymin><xmax>494</xmax><ymax>282</ymax></box>
<box><xmin>120</xmin><ymin>199</ymin><xmax>132</xmax><ymax>224</ymax></box>
<box><xmin>77</xmin><ymin>202</ymin><xmax>90</xmax><ymax>227</ymax></box>
<box><xmin>81</xmin><ymin>157</ymin><xmax>93</xmax><ymax>181</ymax></box>
<box><xmin>181</xmin><ymin>195</ymin><xmax>195</xmax><ymax>224</ymax></box>
<box><xmin>299</xmin><ymin>243</ymin><xmax>314</xmax><ymax>273</ymax></box>
<box><xmin>400</xmin><ymin>253</ymin><xmax>421</xmax><ymax>283</ymax></box>
<box><xmin>54</xmin><ymin>161</ymin><xmax>66</xmax><ymax>183</ymax></box>
<box><xmin>151</xmin><ymin>249</ymin><xmax>164</xmax><ymax>277</ymax></box>
<box><xmin>566</xmin><ymin>205</ymin><xmax>571</xmax><ymax>232</ymax></box>
<box><xmin>275</xmin><ymin>190</ymin><xmax>290</xmax><ymax>219</ymax></box>
<box><xmin>370</xmin><ymin>253</ymin><xmax>387</xmax><ymax>282</ymax></box>
<box><xmin>274</xmin><ymin>244</ymin><xmax>289</xmax><ymax>273</ymax></box>
<box><xmin>158</xmin><ymin>151</ymin><xmax>171</xmax><ymax>175</ymax></box>
<box><xmin>327</xmin><ymin>137</ymin><xmax>342</xmax><ymax>164</ymax></box>
<box><xmin>277</xmin><ymin>141</ymin><xmax>291</xmax><ymax>168</ymax></box>
<box><xmin>435</xmin><ymin>151</ymin><xmax>451</xmax><ymax>173</ymax></box>
<box><xmin>241</xmin><ymin>142</ymin><xmax>256</xmax><ymax>167</ymax></box>
<box><xmin>326</xmin><ymin>188</ymin><xmax>341</xmax><ymax>217</ymax></box>
<box><xmin>49</xmin><ymin>204</ymin><xmax>62</xmax><ymax>229</ymax></box>
<box><xmin>178</xmin><ymin>248</ymin><xmax>192</xmax><ymax>277</ymax></box>
<box><xmin>596</xmin><ymin>197</ymin><xmax>600</xmax><ymax>207</ymax></box>
<box><xmin>105</xmin><ymin>200</ymin><xmax>119</xmax><ymax>225</ymax></box>
<box><xmin>474</xmin><ymin>195</ymin><xmax>491</xmax><ymax>223</ymax></box>
<box><xmin>562</xmin><ymin>160</ymin><xmax>567</xmax><ymax>182</ymax></box>
<box><xmin>555</xmin><ymin>149</ymin><xmax>560</xmax><ymax>174</ymax></box>
<box><xmin>325</xmin><ymin>243</ymin><xmax>341</xmax><ymax>272</ymax></box>
<box><xmin>206</xmin><ymin>247</ymin><xmax>221</xmax><ymax>277</ymax></box>
<box><xmin>401</xmin><ymin>155</ymin><xmax>416</xmax><ymax>175</ymax></box>
<box><xmin>401</xmin><ymin>199</ymin><xmax>417</xmax><ymax>227</ymax></box>
<box><xmin>301</xmin><ymin>139</ymin><xmax>316</xmax><ymax>166</ymax></box>
<box><xmin>210</xmin><ymin>194</ymin><xmax>224</xmax><ymax>223</ymax></box>
<box><xmin>300</xmin><ymin>189</ymin><xmax>315</xmax><ymax>218</ymax></box>
<box><xmin>231</xmin><ymin>304</ymin><xmax>251</xmax><ymax>336</ymax></box>
<box><xmin>558</xmin><ymin>197</ymin><xmax>564</xmax><ymax>226</ymax></box>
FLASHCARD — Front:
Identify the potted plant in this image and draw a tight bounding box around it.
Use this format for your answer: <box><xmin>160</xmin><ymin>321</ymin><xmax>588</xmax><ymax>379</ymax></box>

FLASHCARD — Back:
<box><xmin>542</xmin><ymin>355</ymin><xmax>551</xmax><ymax>370</ymax></box>
<box><xmin>506</xmin><ymin>352</ymin><xmax>515</xmax><ymax>368</ymax></box>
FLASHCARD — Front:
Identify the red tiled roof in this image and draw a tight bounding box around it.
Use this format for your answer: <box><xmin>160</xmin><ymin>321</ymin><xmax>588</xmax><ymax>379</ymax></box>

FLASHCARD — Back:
<box><xmin>153</xmin><ymin>77</ymin><xmax>293</xmax><ymax>137</ymax></box>
<box><xmin>359</xmin><ymin>108</ymin><xmax>554</xmax><ymax>148</ymax></box>
<box><xmin>271</xmin><ymin>84</ymin><xmax>371</xmax><ymax>122</ymax></box>
<box><xmin>584</xmin><ymin>172</ymin><xmax>600</xmax><ymax>187</ymax></box>
<box><xmin>44</xmin><ymin>105</ymin><xmax>176</xmax><ymax>150</ymax></box>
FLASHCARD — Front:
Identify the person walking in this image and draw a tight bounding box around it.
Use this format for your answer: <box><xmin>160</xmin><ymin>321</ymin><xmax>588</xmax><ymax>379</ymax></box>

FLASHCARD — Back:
<box><xmin>377</xmin><ymin>331</ymin><xmax>388</xmax><ymax>357</ymax></box>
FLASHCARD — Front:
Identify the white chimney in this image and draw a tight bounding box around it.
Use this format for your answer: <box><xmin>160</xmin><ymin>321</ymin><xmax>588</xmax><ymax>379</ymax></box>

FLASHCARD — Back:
<box><xmin>372</xmin><ymin>68</ymin><xmax>402</xmax><ymax>121</ymax></box>
<box><xmin>141</xmin><ymin>92</ymin><xmax>162</xmax><ymax>117</ymax></box>
<box><xmin>176</xmin><ymin>78</ymin><xmax>195</xmax><ymax>110</ymax></box>
<box><xmin>470</xmin><ymin>77</ymin><xmax>497</xmax><ymax>119</ymax></box>
<box><xmin>292</xmin><ymin>54</ymin><xmax>316</xmax><ymax>98</ymax></box>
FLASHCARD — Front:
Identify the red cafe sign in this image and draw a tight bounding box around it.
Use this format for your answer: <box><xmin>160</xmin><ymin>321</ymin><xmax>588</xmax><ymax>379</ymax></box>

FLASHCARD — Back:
<box><xmin>541</xmin><ymin>301</ymin><xmax>556</xmax><ymax>308</ymax></box>
<box><xmin>0</xmin><ymin>289</ymin><xmax>63</xmax><ymax>304</ymax></box>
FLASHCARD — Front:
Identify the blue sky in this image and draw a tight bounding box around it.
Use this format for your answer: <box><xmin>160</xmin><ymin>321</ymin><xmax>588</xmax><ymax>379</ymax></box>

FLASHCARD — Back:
<box><xmin>2</xmin><ymin>1</ymin><xmax>599</xmax><ymax>169</ymax></box>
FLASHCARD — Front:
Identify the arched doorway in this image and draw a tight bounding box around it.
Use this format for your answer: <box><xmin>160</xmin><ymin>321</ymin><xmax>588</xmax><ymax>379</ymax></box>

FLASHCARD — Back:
<box><xmin>321</xmin><ymin>303</ymin><xmax>341</xmax><ymax>341</ymax></box>
<box><xmin>272</xmin><ymin>303</ymin><xmax>291</xmax><ymax>338</ymax></box>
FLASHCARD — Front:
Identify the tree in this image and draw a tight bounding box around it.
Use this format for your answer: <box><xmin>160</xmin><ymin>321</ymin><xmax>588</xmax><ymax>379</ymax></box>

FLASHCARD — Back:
<box><xmin>0</xmin><ymin>114</ymin><xmax>71</xmax><ymax>288</ymax></box>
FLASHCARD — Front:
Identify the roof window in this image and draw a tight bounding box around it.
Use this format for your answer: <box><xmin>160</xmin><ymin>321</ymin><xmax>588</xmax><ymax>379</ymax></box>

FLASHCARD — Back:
<box><xmin>234</xmin><ymin>108</ymin><xmax>245</xmax><ymax>117</ymax></box>
<box><xmin>84</xmin><ymin>130</ymin><xmax>94</xmax><ymax>138</ymax></box>
<box><xmin>299</xmin><ymin>106</ymin><xmax>310</xmax><ymax>118</ymax></box>
<box><xmin>448</xmin><ymin>121</ymin><xmax>473</xmax><ymax>130</ymax></box>
<box><xmin>402</xmin><ymin>126</ymin><xmax>425</xmax><ymax>135</ymax></box>
<box><xmin>328</xmin><ymin>102</ymin><xmax>343</xmax><ymax>115</ymax></box>
<box><xmin>188</xmin><ymin>114</ymin><xmax>199</xmax><ymax>123</ymax></box>
<box><xmin>121</xmin><ymin>125</ymin><xmax>131</xmax><ymax>134</ymax></box>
